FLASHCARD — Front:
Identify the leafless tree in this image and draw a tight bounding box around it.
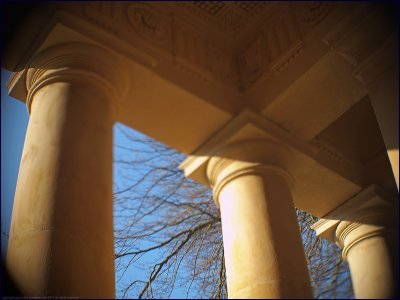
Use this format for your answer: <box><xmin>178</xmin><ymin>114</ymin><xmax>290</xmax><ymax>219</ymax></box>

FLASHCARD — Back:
<box><xmin>113</xmin><ymin>124</ymin><xmax>353</xmax><ymax>299</ymax></box>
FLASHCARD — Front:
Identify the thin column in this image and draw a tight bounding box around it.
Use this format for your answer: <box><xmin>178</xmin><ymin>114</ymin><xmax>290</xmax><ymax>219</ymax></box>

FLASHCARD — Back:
<box><xmin>206</xmin><ymin>140</ymin><xmax>313</xmax><ymax>298</ymax></box>
<box><xmin>367</xmin><ymin>63</ymin><xmax>399</xmax><ymax>190</ymax></box>
<box><xmin>336</xmin><ymin>217</ymin><xmax>397</xmax><ymax>298</ymax></box>
<box><xmin>6</xmin><ymin>42</ymin><xmax>127</xmax><ymax>298</ymax></box>
<box><xmin>312</xmin><ymin>185</ymin><xmax>398</xmax><ymax>298</ymax></box>
<box><xmin>355</xmin><ymin>34</ymin><xmax>399</xmax><ymax>190</ymax></box>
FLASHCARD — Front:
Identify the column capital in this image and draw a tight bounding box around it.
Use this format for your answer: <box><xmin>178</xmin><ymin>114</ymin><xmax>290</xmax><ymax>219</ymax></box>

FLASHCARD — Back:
<box><xmin>25</xmin><ymin>42</ymin><xmax>129</xmax><ymax>116</ymax></box>
<box><xmin>206</xmin><ymin>139</ymin><xmax>295</xmax><ymax>206</ymax></box>
<box><xmin>311</xmin><ymin>184</ymin><xmax>396</xmax><ymax>259</ymax></box>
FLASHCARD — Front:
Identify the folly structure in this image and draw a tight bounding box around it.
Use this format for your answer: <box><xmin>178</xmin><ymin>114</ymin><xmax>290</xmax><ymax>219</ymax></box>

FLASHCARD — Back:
<box><xmin>2</xmin><ymin>1</ymin><xmax>398</xmax><ymax>298</ymax></box>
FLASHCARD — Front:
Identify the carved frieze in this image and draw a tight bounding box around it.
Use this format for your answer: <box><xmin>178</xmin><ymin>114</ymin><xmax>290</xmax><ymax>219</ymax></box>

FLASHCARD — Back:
<box><xmin>126</xmin><ymin>3</ymin><xmax>171</xmax><ymax>45</ymax></box>
<box><xmin>239</xmin><ymin>35</ymin><xmax>269</xmax><ymax>86</ymax></box>
<box><xmin>74</xmin><ymin>1</ymin><xmax>335</xmax><ymax>91</ymax></box>
<box><xmin>173</xmin><ymin>21</ymin><xmax>206</xmax><ymax>69</ymax></box>
<box><xmin>239</xmin><ymin>10</ymin><xmax>305</xmax><ymax>85</ymax></box>
<box><xmin>294</xmin><ymin>1</ymin><xmax>331</xmax><ymax>26</ymax></box>
<box><xmin>177</xmin><ymin>2</ymin><xmax>269</xmax><ymax>36</ymax></box>
<box><xmin>83</xmin><ymin>2</ymin><xmax>119</xmax><ymax>36</ymax></box>
<box><xmin>313</xmin><ymin>139</ymin><xmax>346</xmax><ymax>164</ymax></box>
<box><xmin>205</xmin><ymin>42</ymin><xmax>239</xmax><ymax>86</ymax></box>
<box><xmin>265</xmin><ymin>13</ymin><xmax>304</xmax><ymax>75</ymax></box>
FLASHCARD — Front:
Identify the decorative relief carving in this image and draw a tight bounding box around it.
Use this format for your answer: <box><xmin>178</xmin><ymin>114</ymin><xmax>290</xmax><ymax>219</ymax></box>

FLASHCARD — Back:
<box><xmin>173</xmin><ymin>61</ymin><xmax>211</xmax><ymax>85</ymax></box>
<box><xmin>238</xmin><ymin>11</ymin><xmax>305</xmax><ymax>85</ymax></box>
<box><xmin>171</xmin><ymin>16</ymin><xmax>239</xmax><ymax>88</ymax></box>
<box><xmin>177</xmin><ymin>2</ymin><xmax>269</xmax><ymax>36</ymax></box>
<box><xmin>205</xmin><ymin>43</ymin><xmax>239</xmax><ymax>86</ymax></box>
<box><xmin>83</xmin><ymin>3</ymin><xmax>119</xmax><ymax>35</ymax></box>
<box><xmin>218</xmin><ymin>9</ymin><xmax>245</xmax><ymax>32</ymax></box>
<box><xmin>239</xmin><ymin>35</ymin><xmax>269</xmax><ymax>86</ymax></box>
<box><xmin>313</xmin><ymin>139</ymin><xmax>346</xmax><ymax>164</ymax></box>
<box><xmin>265</xmin><ymin>14</ymin><xmax>304</xmax><ymax>75</ymax></box>
<box><xmin>77</xmin><ymin>2</ymin><xmax>316</xmax><ymax>90</ymax></box>
<box><xmin>234</xmin><ymin>2</ymin><xmax>261</xmax><ymax>13</ymax></box>
<box><xmin>126</xmin><ymin>4</ymin><xmax>171</xmax><ymax>44</ymax></box>
<box><xmin>173</xmin><ymin>22</ymin><xmax>207</xmax><ymax>69</ymax></box>
<box><xmin>294</xmin><ymin>1</ymin><xmax>331</xmax><ymax>26</ymax></box>
<box><xmin>95</xmin><ymin>2</ymin><xmax>115</xmax><ymax>18</ymax></box>
<box><xmin>194</xmin><ymin>2</ymin><xmax>226</xmax><ymax>16</ymax></box>
<box><xmin>270</xmin><ymin>43</ymin><xmax>304</xmax><ymax>75</ymax></box>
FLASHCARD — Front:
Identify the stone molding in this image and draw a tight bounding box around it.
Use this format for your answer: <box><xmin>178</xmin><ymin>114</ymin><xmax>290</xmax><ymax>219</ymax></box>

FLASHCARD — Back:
<box><xmin>176</xmin><ymin>2</ymin><xmax>269</xmax><ymax>36</ymax></box>
<box><xmin>24</xmin><ymin>42</ymin><xmax>129</xmax><ymax>116</ymax></box>
<box><xmin>179</xmin><ymin>109</ymin><xmax>317</xmax><ymax>183</ymax></box>
<box><xmin>335</xmin><ymin>214</ymin><xmax>386</xmax><ymax>259</ymax></box>
<box><xmin>311</xmin><ymin>185</ymin><xmax>396</xmax><ymax>259</ymax></box>
<box><xmin>6</xmin><ymin>2</ymin><xmax>395</xmax><ymax>100</ymax></box>
<box><xmin>206</xmin><ymin>139</ymin><xmax>295</xmax><ymax>205</ymax></box>
<box><xmin>179</xmin><ymin>109</ymin><xmax>365</xmax><ymax>217</ymax></box>
<box><xmin>72</xmin><ymin>2</ymin><xmax>334</xmax><ymax>90</ymax></box>
<box><xmin>126</xmin><ymin>3</ymin><xmax>172</xmax><ymax>45</ymax></box>
<box><xmin>82</xmin><ymin>1</ymin><xmax>394</xmax><ymax>94</ymax></box>
<box><xmin>322</xmin><ymin>2</ymin><xmax>396</xmax><ymax>85</ymax></box>
<box><xmin>352</xmin><ymin>33</ymin><xmax>398</xmax><ymax>86</ymax></box>
<box><xmin>293</xmin><ymin>2</ymin><xmax>332</xmax><ymax>26</ymax></box>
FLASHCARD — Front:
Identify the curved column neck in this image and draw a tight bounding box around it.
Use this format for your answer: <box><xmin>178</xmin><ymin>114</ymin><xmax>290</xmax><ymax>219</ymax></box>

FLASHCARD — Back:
<box><xmin>334</xmin><ymin>206</ymin><xmax>393</xmax><ymax>259</ymax></box>
<box><xmin>205</xmin><ymin>139</ymin><xmax>313</xmax><ymax>298</ymax></box>
<box><xmin>25</xmin><ymin>42</ymin><xmax>129</xmax><ymax>117</ymax></box>
<box><xmin>206</xmin><ymin>139</ymin><xmax>295</xmax><ymax>206</ymax></box>
<box><xmin>312</xmin><ymin>185</ymin><xmax>398</xmax><ymax>298</ymax></box>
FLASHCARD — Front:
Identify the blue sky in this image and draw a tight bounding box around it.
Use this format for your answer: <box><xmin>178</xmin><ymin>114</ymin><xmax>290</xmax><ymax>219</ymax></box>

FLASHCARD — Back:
<box><xmin>1</xmin><ymin>69</ymin><xmax>29</xmax><ymax>260</ymax></box>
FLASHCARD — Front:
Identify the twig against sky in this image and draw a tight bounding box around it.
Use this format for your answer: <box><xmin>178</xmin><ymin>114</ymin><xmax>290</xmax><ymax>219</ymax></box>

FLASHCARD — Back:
<box><xmin>113</xmin><ymin>124</ymin><xmax>353</xmax><ymax>299</ymax></box>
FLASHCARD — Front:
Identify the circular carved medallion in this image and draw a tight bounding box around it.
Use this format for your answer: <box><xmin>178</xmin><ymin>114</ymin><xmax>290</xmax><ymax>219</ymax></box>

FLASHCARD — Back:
<box><xmin>295</xmin><ymin>1</ymin><xmax>331</xmax><ymax>26</ymax></box>
<box><xmin>127</xmin><ymin>4</ymin><xmax>169</xmax><ymax>43</ymax></box>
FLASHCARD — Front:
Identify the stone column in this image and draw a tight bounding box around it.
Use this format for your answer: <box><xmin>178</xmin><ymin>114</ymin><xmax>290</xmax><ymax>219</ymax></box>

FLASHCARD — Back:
<box><xmin>354</xmin><ymin>34</ymin><xmax>399</xmax><ymax>189</ymax></box>
<box><xmin>6</xmin><ymin>42</ymin><xmax>128</xmax><ymax>298</ymax></box>
<box><xmin>367</xmin><ymin>63</ymin><xmax>399</xmax><ymax>190</ymax></box>
<box><xmin>206</xmin><ymin>140</ymin><xmax>313</xmax><ymax>298</ymax></box>
<box><xmin>312</xmin><ymin>185</ymin><xmax>398</xmax><ymax>298</ymax></box>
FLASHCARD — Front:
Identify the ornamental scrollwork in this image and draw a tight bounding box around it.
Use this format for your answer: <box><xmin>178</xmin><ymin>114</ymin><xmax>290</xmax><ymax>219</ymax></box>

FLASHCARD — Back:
<box><xmin>240</xmin><ymin>35</ymin><xmax>269</xmax><ymax>85</ymax></box>
<box><xmin>294</xmin><ymin>1</ymin><xmax>331</xmax><ymax>26</ymax></box>
<box><xmin>126</xmin><ymin>4</ymin><xmax>171</xmax><ymax>44</ymax></box>
<box><xmin>205</xmin><ymin>43</ymin><xmax>239</xmax><ymax>86</ymax></box>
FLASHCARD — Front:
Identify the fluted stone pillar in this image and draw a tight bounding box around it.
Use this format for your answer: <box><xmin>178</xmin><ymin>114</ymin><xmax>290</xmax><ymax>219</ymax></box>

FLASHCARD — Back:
<box><xmin>312</xmin><ymin>185</ymin><xmax>398</xmax><ymax>298</ymax></box>
<box><xmin>6</xmin><ymin>42</ymin><xmax>127</xmax><ymax>298</ymax></box>
<box><xmin>206</xmin><ymin>140</ymin><xmax>313</xmax><ymax>298</ymax></box>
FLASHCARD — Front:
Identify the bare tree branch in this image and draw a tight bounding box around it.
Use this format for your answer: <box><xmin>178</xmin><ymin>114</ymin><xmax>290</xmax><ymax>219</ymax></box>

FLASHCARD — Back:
<box><xmin>113</xmin><ymin>124</ymin><xmax>353</xmax><ymax>299</ymax></box>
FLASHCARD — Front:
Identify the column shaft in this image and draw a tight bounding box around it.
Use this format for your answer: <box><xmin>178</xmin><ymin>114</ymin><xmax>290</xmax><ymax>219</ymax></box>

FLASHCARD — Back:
<box><xmin>219</xmin><ymin>170</ymin><xmax>313</xmax><ymax>298</ymax></box>
<box><xmin>336</xmin><ymin>219</ymin><xmax>398</xmax><ymax>299</ymax></box>
<box><xmin>367</xmin><ymin>65</ymin><xmax>399</xmax><ymax>190</ymax></box>
<box><xmin>347</xmin><ymin>234</ymin><xmax>397</xmax><ymax>298</ymax></box>
<box><xmin>312</xmin><ymin>186</ymin><xmax>398</xmax><ymax>299</ymax></box>
<box><xmin>6</xmin><ymin>42</ymin><xmax>125</xmax><ymax>297</ymax></box>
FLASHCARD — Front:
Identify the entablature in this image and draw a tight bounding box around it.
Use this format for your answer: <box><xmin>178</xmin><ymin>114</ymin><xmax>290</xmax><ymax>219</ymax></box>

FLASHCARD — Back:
<box><xmin>4</xmin><ymin>2</ymin><xmax>398</xmax><ymax>216</ymax></box>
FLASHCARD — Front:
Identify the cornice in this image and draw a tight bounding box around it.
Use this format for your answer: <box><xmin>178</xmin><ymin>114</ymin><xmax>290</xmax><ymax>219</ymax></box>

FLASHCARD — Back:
<box><xmin>322</xmin><ymin>2</ymin><xmax>397</xmax><ymax>85</ymax></box>
<box><xmin>311</xmin><ymin>185</ymin><xmax>396</xmax><ymax>243</ymax></box>
<box><xmin>46</xmin><ymin>2</ymin><xmax>340</xmax><ymax>93</ymax></box>
<box><xmin>352</xmin><ymin>33</ymin><xmax>398</xmax><ymax>86</ymax></box>
<box><xmin>179</xmin><ymin>109</ymin><xmax>317</xmax><ymax>182</ymax></box>
<box><xmin>6</xmin><ymin>2</ymin><xmax>394</xmax><ymax>100</ymax></box>
<box><xmin>179</xmin><ymin>108</ymin><xmax>369</xmax><ymax>214</ymax></box>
